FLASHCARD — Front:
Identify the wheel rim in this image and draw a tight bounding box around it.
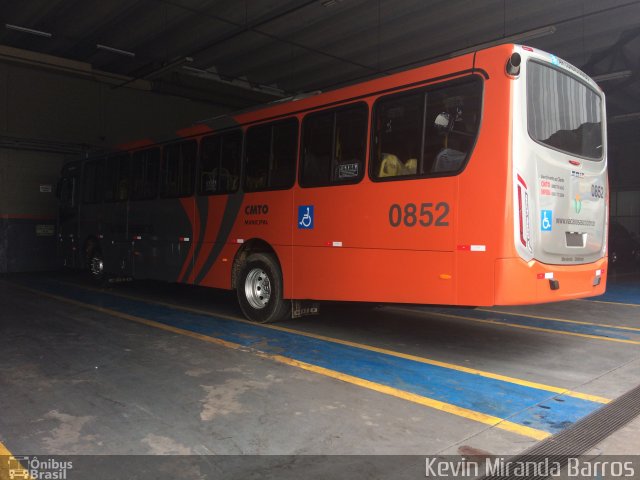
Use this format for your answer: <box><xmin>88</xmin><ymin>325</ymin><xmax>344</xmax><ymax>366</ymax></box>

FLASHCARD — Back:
<box><xmin>90</xmin><ymin>256</ymin><xmax>104</xmax><ymax>277</ymax></box>
<box><xmin>244</xmin><ymin>268</ymin><xmax>271</xmax><ymax>310</ymax></box>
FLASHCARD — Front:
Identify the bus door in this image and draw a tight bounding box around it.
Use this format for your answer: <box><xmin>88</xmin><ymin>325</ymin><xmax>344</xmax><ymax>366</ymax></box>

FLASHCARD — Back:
<box><xmin>156</xmin><ymin>141</ymin><xmax>197</xmax><ymax>282</ymax></box>
<box><xmin>102</xmin><ymin>153</ymin><xmax>133</xmax><ymax>276</ymax></box>
<box><xmin>57</xmin><ymin>162</ymin><xmax>80</xmax><ymax>267</ymax></box>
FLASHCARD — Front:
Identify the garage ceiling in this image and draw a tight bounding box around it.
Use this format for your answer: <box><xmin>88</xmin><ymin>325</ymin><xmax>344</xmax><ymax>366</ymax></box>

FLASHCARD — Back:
<box><xmin>2</xmin><ymin>0</ymin><xmax>640</xmax><ymax>117</ymax></box>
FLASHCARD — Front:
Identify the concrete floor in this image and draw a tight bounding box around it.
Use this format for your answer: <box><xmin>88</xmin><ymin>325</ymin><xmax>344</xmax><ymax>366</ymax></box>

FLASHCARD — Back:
<box><xmin>0</xmin><ymin>271</ymin><xmax>639</xmax><ymax>475</ymax></box>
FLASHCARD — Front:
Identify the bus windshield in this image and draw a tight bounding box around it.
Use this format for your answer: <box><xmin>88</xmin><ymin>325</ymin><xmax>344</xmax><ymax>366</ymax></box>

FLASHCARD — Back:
<box><xmin>527</xmin><ymin>60</ymin><xmax>603</xmax><ymax>160</ymax></box>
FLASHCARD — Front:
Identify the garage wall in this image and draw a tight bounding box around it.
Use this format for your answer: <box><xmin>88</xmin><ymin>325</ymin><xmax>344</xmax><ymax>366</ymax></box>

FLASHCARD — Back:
<box><xmin>0</xmin><ymin>60</ymin><xmax>224</xmax><ymax>273</ymax></box>
<box><xmin>609</xmin><ymin>124</ymin><xmax>640</xmax><ymax>238</ymax></box>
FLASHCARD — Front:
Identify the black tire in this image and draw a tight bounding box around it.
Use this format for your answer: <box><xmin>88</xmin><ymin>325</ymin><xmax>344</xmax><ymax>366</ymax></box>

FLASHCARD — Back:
<box><xmin>88</xmin><ymin>248</ymin><xmax>107</xmax><ymax>285</ymax></box>
<box><xmin>236</xmin><ymin>253</ymin><xmax>290</xmax><ymax>323</ymax></box>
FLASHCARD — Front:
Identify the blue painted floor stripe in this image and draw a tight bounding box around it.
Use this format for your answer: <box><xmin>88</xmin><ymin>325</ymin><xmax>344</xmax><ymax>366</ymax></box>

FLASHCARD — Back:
<box><xmin>15</xmin><ymin>278</ymin><xmax>605</xmax><ymax>435</ymax></box>
<box><xmin>586</xmin><ymin>279</ymin><xmax>640</xmax><ymax>305</ymax></box>
<box><xmin>425</xmin><ymin>307</ymin><xmax>640</xmax><ymax>341</ymax></box>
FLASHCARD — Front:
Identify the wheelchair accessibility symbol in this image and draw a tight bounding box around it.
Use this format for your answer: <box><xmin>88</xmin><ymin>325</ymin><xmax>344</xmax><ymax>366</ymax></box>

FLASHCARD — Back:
<box><xmin>298</xmin><ymin>205</ymin><xmax>314</xmax><ymax>229</ymax></box>
<box><xmin>541</xmin><ymin>210</ymin><xmax>553</xmax><ymax>231</ymax></box>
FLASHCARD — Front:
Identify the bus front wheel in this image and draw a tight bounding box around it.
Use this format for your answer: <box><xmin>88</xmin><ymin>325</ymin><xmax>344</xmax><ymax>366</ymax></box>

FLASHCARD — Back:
<box><xmin>237</xmin><ymin>253</ymin><xmax>290</xmax><ymax>323</ymax></box>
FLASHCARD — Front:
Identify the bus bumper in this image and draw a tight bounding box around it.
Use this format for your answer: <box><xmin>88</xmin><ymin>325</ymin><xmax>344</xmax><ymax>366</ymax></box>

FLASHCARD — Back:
<box><xmin>494</xmin><ymin>257</ymin><xmax>608</xmax><ymax>305</ymax></box>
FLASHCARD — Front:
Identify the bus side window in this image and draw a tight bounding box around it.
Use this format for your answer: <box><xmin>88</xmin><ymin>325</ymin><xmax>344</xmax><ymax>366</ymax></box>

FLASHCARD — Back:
<box><xmin>372</xmin><ymin>91</ymin><xmax>424</xmax><ymax>179</ymax></box>
<box><xmin>131</xmin><ymin>148</ymin><xmax>160</xmax><ymax>200</ymax></box>
<box><xmin>200</xmin><ymin>135</ymin><xmax>221</xmax><ymax>194</ymax></box>
<box><xmin>199</xmin><ymin>131</ymin><xmax>241</xmax><ymax>195</ymax></box>
<box><xmin>59</xmin><ymin>176</ymin><xmax>77</xmax><ymax>208</ymax></box>
<box><xmin>426</xmin><ymin>82</ymin><xmax>482</xmax><ymax>173</ymax></box>
<box><xmin>301</xmin><ymin>103</ymin><xmax>367</xmax><ymax>187</ymax></box>
<box><xmin>371</xmin><ymin>76</ymin><xmax>482</xmax><ymax>180</ymax></box>
<box><xmin>104</xmin><ymin>158</ymin><xmax>116</xmax><ymax>202</ymax></box>
<box><xmin>117</xmin><ymin>154</ymin><xmax>131</xmax><ymax>201</ymax></box>
<box><xmin>244</xmin><ymin>119</ymin><xmax>297</xmax><ymax>192</ymax></box>
<box><xmin>82</xmin><ymin>159</ymin><xmax>104</xmax><ymax>204</ymax></box>
<box><xmin>162</xmin><ymin>141</ymin><xmax>196</xmax><ymax>198</ymax></box>
<box><xmin>301</xmin><ymin>110</ymin><xmax>333</xmax><ymax>186</ymax></box>
<box><xmin>104</xmin><ymin>154</ymin><xmax>129</xmax><ymax>202</ymax></box>
<box><xmin>333</xmin><ymin>105</ymin><xmax>367</xmax><ymax>182</ymax></box>
<box><xmin>220</xmin><ymin>131</ymin><xmax>241</xmax><ymax>193</ymax></box>
<box><xmin>270</xmin><ymin>120</ymin><xmax>297</xmax><ymax>189</ymax></box>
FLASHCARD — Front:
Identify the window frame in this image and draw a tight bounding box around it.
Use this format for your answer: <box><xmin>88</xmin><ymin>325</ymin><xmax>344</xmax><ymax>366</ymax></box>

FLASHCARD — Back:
<box><xmin>368</xmin><ymin>74</ymin><xmax>484</xmax><ymax>183</ymax></box>
<box><xmin>104</xmin><ymin>153</ymin><xmax>131</xmax><ymax>203</ymax></box>
<box><xmin>243</xmin><ymin>117</ymin><xmax>299</xmax><ymax>193</ymax></box>
<box><xmin>299</xmin><ymin>101</ymin><xmax>369</xmax><ymax>189</ymax></box>
<box><xmin>198</xmin><ymin>129</ymin><xmax>243</xmax><ymax>196</ymax></box>
<box><xmin>526</xmin><ymin>59</ymin><xmax>604</xmax><ymax>162</ymax></box>
<box><xmin>81</xmin><ymin>158</ymin><xmax>104</xmax><ymax>205</ymax></box>
<box><xmin>160</xmin><ymin>140</ymin><xmax>198</xmax><ymax>199</ymax></box>
<box><xmin>130</xmin><ymin>147</ymin><xmax>161</xmax><ymax>201</ymax></box>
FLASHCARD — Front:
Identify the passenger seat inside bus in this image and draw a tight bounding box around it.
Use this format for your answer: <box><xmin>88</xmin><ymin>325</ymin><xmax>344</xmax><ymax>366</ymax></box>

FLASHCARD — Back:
<box><xmin>431</xmin><ymin>148</ymin><xmax>465</xmax><ymax>173</ymax></box>
<box><xmin>378</xmin><ymin>153</ymin><xmax>417</xmax><ymax>177</ymax></box>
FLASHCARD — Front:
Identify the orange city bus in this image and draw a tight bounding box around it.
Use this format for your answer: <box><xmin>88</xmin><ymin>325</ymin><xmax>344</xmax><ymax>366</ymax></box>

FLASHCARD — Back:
<box><xmin>57</xmin><ymin>44</ymin><xmax>608</xmax><ymax>322</ymax></box>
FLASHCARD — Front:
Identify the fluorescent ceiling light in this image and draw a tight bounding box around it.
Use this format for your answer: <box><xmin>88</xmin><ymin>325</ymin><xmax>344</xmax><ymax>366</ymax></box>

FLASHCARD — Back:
<box><xmin>450</xmin><ymin>26</ymin><xmax>556</xmax><ymax>57</ymax></box>
<box><xmin>609</xmin><ymin>112</ymin><xmax>640</xmax><ymax>124</ymax></box>
<box><xmin>592</xmin><ymin>70</ymin><xmax>632</xmax><ymax>83</ymax></box>
<box><xmin>96</xmin><ymin>44</ymin><xmax>135</xmax><ymax>58</ymax></box>
<box><xmin>5</xmin><ymin>23</ymin><xmax>52</xmax><ymax>38</ymax></box>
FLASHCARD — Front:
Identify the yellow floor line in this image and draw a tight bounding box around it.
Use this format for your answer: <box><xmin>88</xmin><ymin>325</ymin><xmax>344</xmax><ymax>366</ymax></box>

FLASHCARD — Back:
<box><xmin>394</xmin><ymin>307</ymin><xmax>640</xmax><ymax>347</ymax></box>
<box><xmin>7</xmin><ymin>282</ymin><xmax>551</xmax><ymax>441</ymax></box>
<box><xmin>44</xmin><ymin>279</ymin><xmax>611</xmax><ymax>404</ymax></box>
<box><xmin>264</xmin><ymin>354</ymin><xmax>550</xmax><ymax>441</ymax></box>
<box><xmin>575</xmin><ymin>298</ymin><xmax>640</xmax><ymax>308</ymax></box>
<box><xmin>479</xmin><ymin>308</ymin><xmax>640</xmax><ymax>333</ymax></box>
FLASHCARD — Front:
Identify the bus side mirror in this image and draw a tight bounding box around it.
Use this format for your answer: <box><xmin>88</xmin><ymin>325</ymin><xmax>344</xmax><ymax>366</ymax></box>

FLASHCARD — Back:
<box><xmin>55</xmin><ymin>179</ymin><xmax>62</xmax><ymax>199</ymax></box>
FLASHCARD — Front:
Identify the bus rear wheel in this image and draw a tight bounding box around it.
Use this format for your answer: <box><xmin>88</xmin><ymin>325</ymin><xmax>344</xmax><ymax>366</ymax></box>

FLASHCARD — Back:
<box><xmin>237</xmin><ymin>253</ymin><xmax>290</xmax><ymax>323</ymax></box>
<box><xmin>88</xmin><ymin>250</ymin><xmax>106</xmax><ymax>284</ymax></box>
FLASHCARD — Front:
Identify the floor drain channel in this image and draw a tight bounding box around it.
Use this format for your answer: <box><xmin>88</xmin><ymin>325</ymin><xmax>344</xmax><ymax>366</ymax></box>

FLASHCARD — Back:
<box><xmin>479</xmin><ymin>381</ymin><xmax>640</xmax><ymax>480</ymax></box>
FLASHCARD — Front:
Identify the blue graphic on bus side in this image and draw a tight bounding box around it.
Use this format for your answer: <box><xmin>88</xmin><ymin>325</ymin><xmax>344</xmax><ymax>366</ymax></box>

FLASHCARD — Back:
<box><xmin>541</xmin><ymin>210</ymin><xmax>553</xmax><ymax>231</ymax></box>
<box><xmin>298</xmin><ymin>205</ymin><xmax>314</xmax><ymax>229</ymax></box>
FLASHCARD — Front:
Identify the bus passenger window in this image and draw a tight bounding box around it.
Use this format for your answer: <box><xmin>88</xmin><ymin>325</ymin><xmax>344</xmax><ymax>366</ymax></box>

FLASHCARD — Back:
<box><xmin>220</xmin><ymin>131</ymin><xmax>241</xmax><ymax>193</ymax></box>
<box><xmin>301</xmin><ymin>103</ymin><xmax>367</xmax><ymax>187</ymax></box>
<box><xmin>371</xmin><ymin>76</ymin><xmax>482</xmax><ymax>180</ymax></box>
<box><xmin>200</xmin><ymin>135</ymin><xmax>221</xmax><ymax>194</ymax></box>
<box><xmin>200</xmin><ymin>131</ymin><xmax>242</xmax><ymax>195</ymax></box>
<box><xmin>131</xmin><ymin>148</ymin><xmax>160</xmax><ymax>200</ymax></box>
<box><xmin>372</xmin><ymin>91</ymin><xmax>424</xmax><ymax>179</ymax></box>
<box><xmin>82</xmin><ymin>159</ymin><xmax>104</xmax><ymax>204</ymax></box>
<box><xmin>161</xmin><ymin>141</ymin><xmax>196</xmax><ymax>198</ymax></box>
<box><xmin>425</xmin><ymin>82</ymin><xmax>482</xmax><ymax>173</ymax></box>
<box><xmin>104</xmin><ymin>154</ymin><xmax>130</xmax><ymax>202</ymax></box>
<box><xmin>301</xmin><ymin>111</ymin><xmax>333</xmax><ymax>186</ymax></box>
<box><xmin>244</xmin><ymin>119</ymin><xmax>297</xmax><ymax>192</ymax></box>
<box><xmin>59</xmin><ymin>176</ymin><xmax>77</xmax><ymax>208</ymax></box>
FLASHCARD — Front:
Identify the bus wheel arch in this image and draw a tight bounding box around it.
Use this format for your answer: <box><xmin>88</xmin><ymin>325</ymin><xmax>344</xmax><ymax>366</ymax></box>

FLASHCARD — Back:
<box><xmin>232</xmin><ymin>239</ymin><xmax>290</xmax><ymax>323</ymax></box>
<box><xmin>231</xmin><ymin>239</ymin><xmax>279</xmax><ymax>289</ymax></box>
